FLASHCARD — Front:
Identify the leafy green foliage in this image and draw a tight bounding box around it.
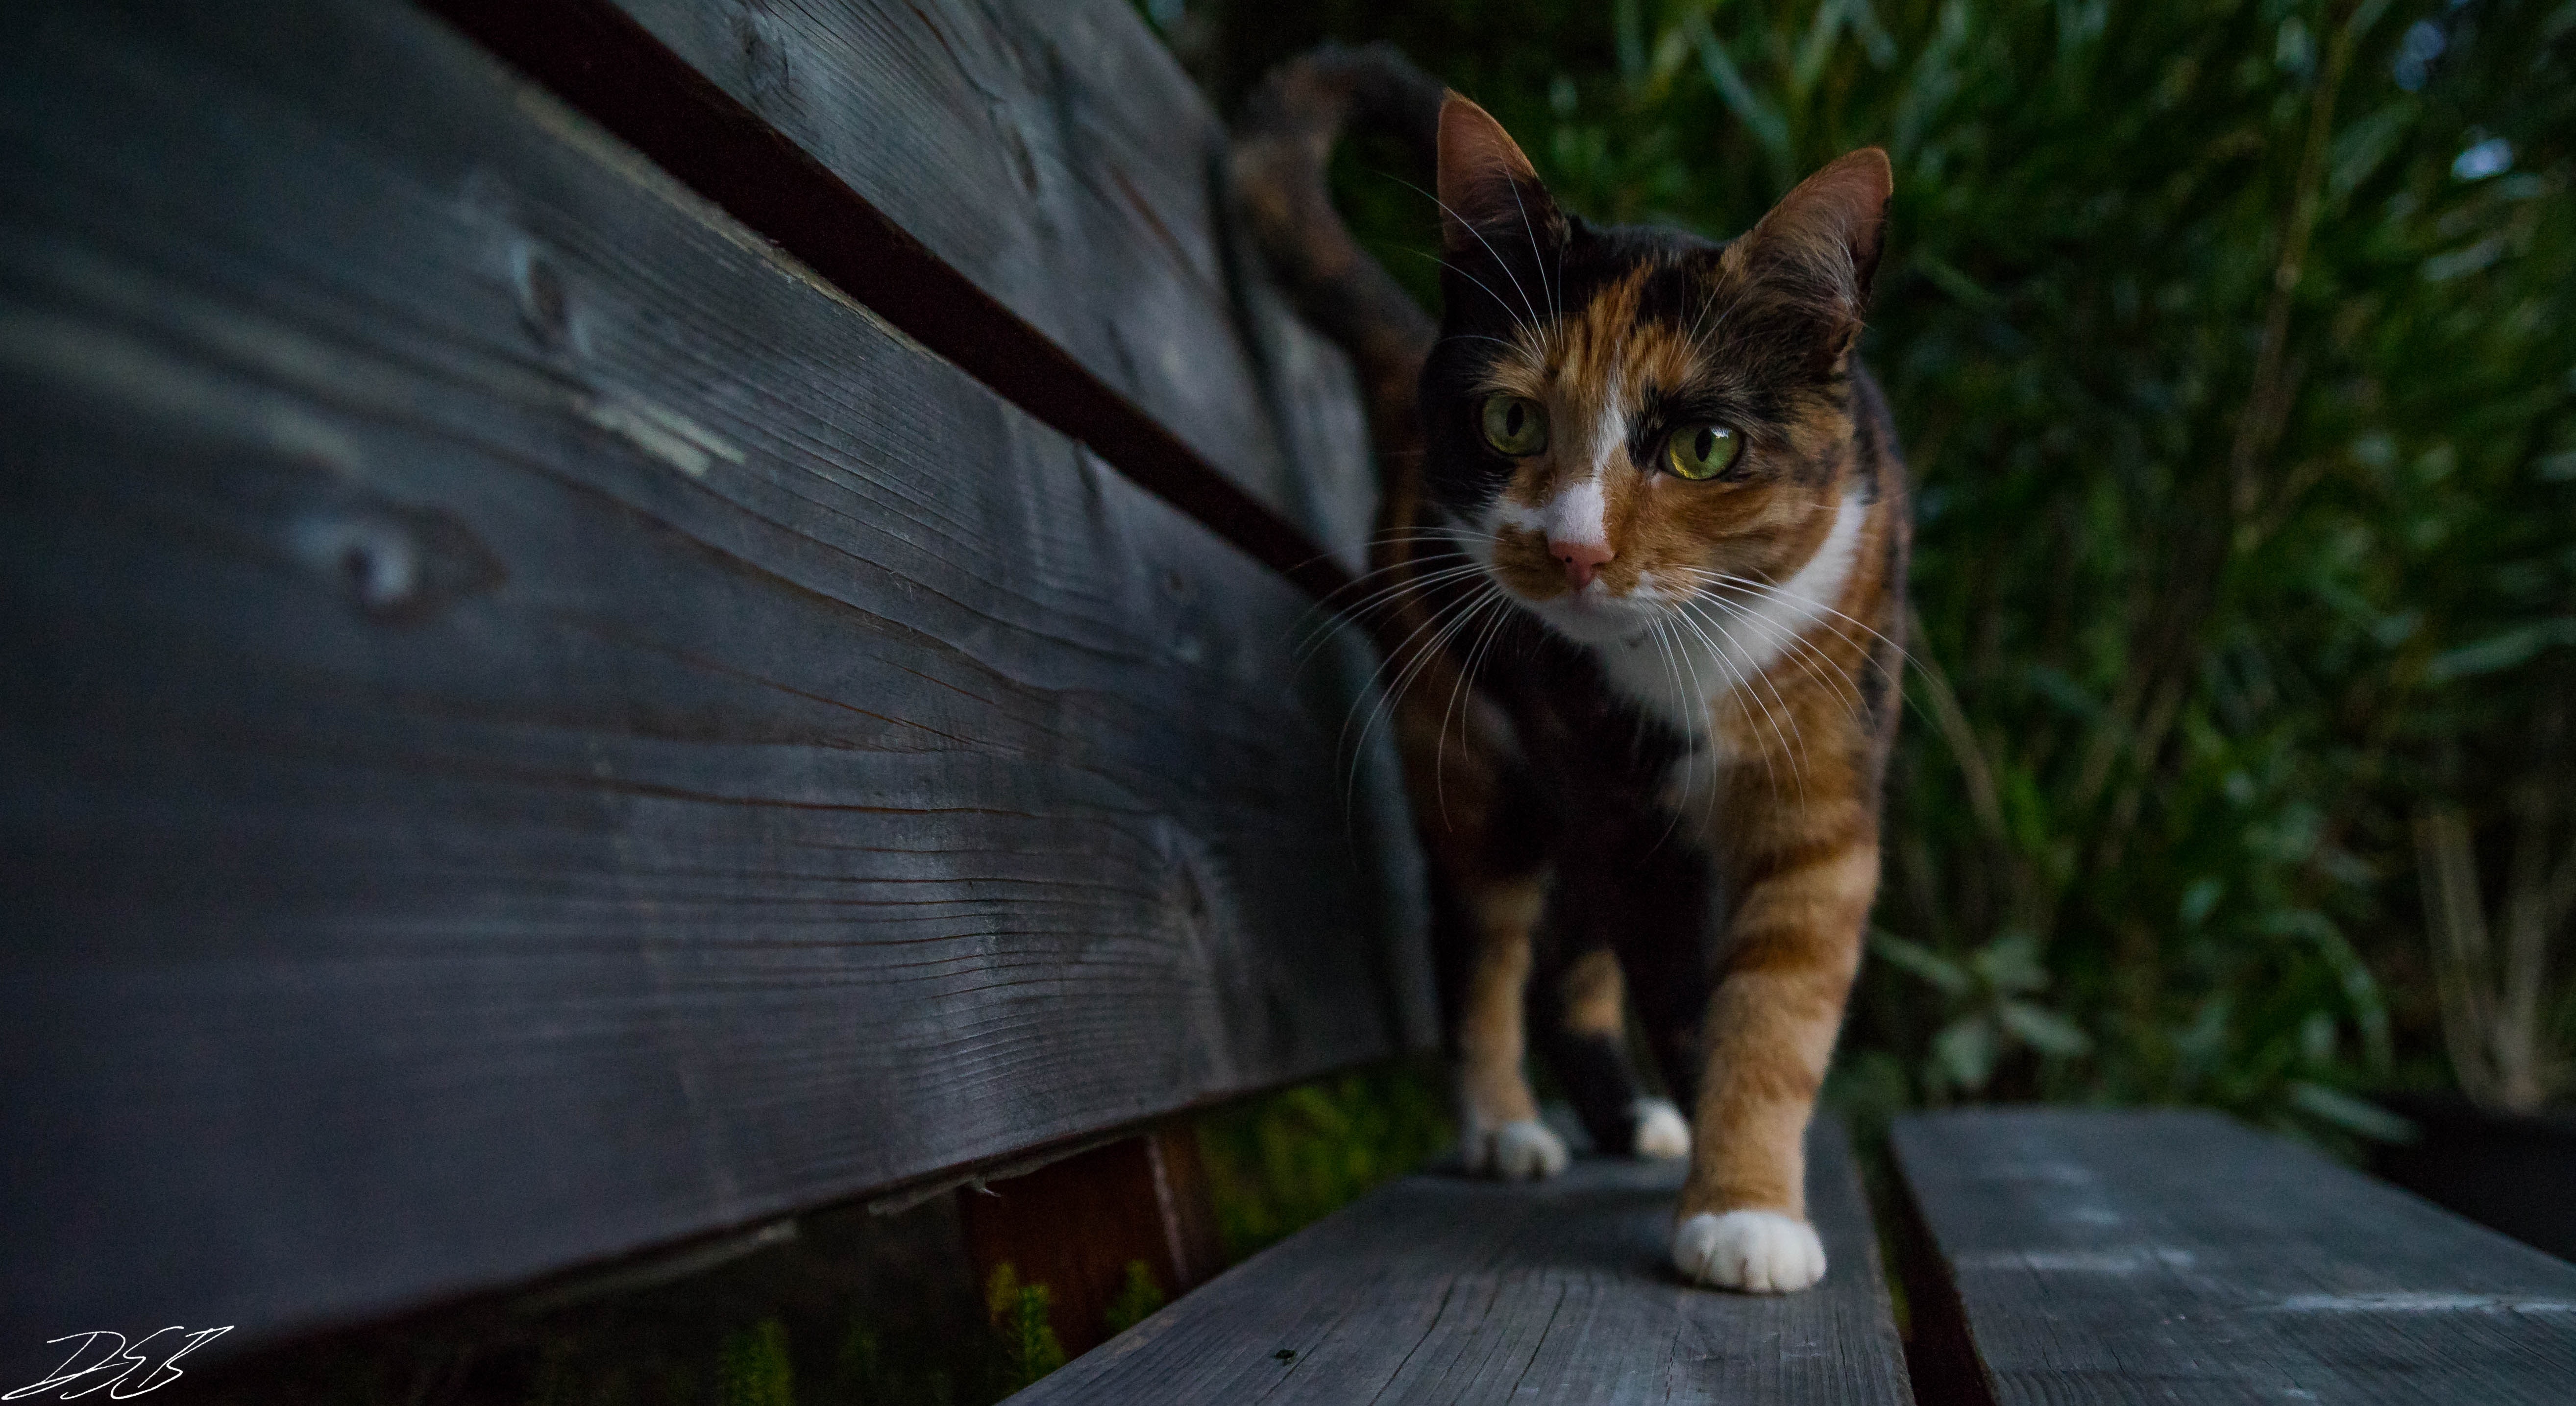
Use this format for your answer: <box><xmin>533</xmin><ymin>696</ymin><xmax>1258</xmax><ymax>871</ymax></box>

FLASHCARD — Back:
<box><xmin>980</xmin><ymin>1265</ymin><xmax>1065</xmax><ymax>1392</ymax></box>
<box><xmin>716</xmin><ymin>1320</ymin><xmax>794</xmax><ymax>1406</ymax></box>
<box><xmin>831</xmin><ymin>1323</ymin><xmax>962</xmax><ymax>1406</ymax></box>
<box><xmin>1103</xmin><ymin>1261</ymin><xmax>1169</xmax><ymax>1334</ymax></box>
<box><xmin>1196</xmin><ymin>1062</ymin><xmax>1454</xmax><ymax>1259</ymax></box>
<box><xmin>1183</xmin><ymin>0</ymin><xmax>2576</xmax><ymax>1140</ymax></box>
<box><xmin>1870</xmin><ymin>929</ymin><xmax>2092</xmax><ymax>1096</ymax></box>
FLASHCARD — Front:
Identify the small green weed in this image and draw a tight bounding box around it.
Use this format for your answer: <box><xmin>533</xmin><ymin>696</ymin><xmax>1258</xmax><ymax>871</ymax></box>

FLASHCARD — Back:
<box><xmin>981</xmin><ymin>1264</ymin><xmax>1065</xmax><ymax>1392</ymax></box>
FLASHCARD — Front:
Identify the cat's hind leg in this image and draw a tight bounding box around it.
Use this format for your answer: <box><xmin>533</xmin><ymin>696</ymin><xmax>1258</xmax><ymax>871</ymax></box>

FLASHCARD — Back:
<box><xmin>1395</xmin><ymin>669</ymin><xmax>1566</xmax><ymax>1180</ymax></box>
<box><xmin>1450</xmin><ymin>873</ymin><xmax>1569</xmax><ymax>1179</ymax></box>
<box><xmin>1536</xmin><ymin>945</ymin><xmax>1688</xmax><ymax>1161</ymax></box>
<box><xmin>1381</xmin><ymin>613</ymin><xmax>1565</xmax><ymax>1180</ymax></box>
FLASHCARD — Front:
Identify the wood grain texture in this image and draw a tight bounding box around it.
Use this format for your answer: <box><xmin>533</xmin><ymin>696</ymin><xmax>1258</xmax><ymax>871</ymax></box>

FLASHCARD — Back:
<box><xmin>442</xmin><ymin>0</ymin><xmax>1378</xmax><ymax>576</ymax></box>
<box><xmin>1892</xmin><ymin>1108</ymin><xmax>2576</xmax><ymax>1406</ymax></box>
<box><xmin>1007</xmin><ymin>1122</ymin><xmax>1914</xmax><ymax>1405</ymax></box>
<box><xmin>0</xmin><ymin>0</ymin><xmax>1428</xmax><ymax>1369</ymax></box>
<box><xmin>422</xmin><ymin>0</ymin><xmax>1373</xmax><ymax>599</ymax></box>
<box><xmin>635</xmin><ymin>0</ymin><xmax>1378</xmax><ymax>567</ymax></box>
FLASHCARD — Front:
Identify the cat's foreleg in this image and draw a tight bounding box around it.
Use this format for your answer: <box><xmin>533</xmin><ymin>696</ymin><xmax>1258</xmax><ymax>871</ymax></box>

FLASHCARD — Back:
<box><xmin>1669</xmin><ymin>825</ymin><xmax>1874</xmax><ymax>1293</ymax></box>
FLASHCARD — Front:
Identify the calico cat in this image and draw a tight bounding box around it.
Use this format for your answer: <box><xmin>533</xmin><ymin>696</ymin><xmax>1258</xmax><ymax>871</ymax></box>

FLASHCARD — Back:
<box><xmin>1235</xmin><ymin>44</ymin><xmax>1908</xmax><ymax>1293</ymax></box>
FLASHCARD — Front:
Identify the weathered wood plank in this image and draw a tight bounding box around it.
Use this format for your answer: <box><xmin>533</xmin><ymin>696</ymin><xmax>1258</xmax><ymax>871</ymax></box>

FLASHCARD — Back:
<box><xmin>1009</xmin><ymin>1122</ymin><xmax>1914</xmax><ymax>1405</ymax></box>
<box><xmin>427</xmin><ymin>0</ymin><xmax>1379</xmax><ymax>579</ymax></box>
<box><xmin>0</xmin><ymin>0</ymin><xmax>1427</xmax><ymax>1372</ymax></box>
<box><xmin>1892</xmin><ymin>1108</ymin><xmax>2576</xmax><ymax>1406</ymax></box>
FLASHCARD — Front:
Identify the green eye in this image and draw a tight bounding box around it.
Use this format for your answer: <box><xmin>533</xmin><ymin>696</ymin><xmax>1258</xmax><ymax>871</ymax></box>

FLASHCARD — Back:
<box><xmin>1666</xmin><ymin>423</ymin><xmax>1743</xmax><ymax>481</ymax></box>
<box><xmin>1480</xmin><ymin>395</ymin><xmax>1548</xmax><ymax>456</ymax></box>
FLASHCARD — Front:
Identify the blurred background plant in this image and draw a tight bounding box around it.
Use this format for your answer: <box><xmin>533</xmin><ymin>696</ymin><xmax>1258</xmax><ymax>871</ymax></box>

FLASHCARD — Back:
<box><xmin>2413</xmin><ymin>695</ymin><xmax>2576</xmax><ymax>1114</ymax></box>
<box><xmin>1193</xmin><ymin>1064</ymin><xmax>1455</xmax><ymax>1259</ymax></box>
<box><xmin>1147</xmin><ymin>0</ymin><xmax>2576</xmax><ymax>1148</ymax></box>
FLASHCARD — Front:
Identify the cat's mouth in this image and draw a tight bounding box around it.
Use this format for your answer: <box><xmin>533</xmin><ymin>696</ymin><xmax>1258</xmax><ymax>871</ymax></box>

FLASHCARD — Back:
<box><xmin>1506</xmin><ymin>572</ymin><xmax>1666</xmax><ymax>647</ymax></box>
<box><xmin>1456</xmin><ymin>519</ymin><xmax>1668</xmax><ymax>647</ymax></box>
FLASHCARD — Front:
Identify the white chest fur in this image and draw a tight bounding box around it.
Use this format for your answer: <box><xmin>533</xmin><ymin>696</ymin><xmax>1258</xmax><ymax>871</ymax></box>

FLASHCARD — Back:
<box><xmin>1593</xmin><ymin>492</ymin><xmax>1867</xmax><ymax>743</ymax></box>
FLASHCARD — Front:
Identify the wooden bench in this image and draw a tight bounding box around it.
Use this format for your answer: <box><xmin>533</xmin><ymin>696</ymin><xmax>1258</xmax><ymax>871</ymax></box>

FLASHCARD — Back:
<box><xmin>1011</xmin><ymin>1123</ymin><xmax>1912</xmax><ymax>1406</ymax></box>
<box><xmin>1</xmin><ymin>0</ymin><xmax>1417</xmax><ymax>1378</ymax></box>
<box><xmin>1013</xmin><ymin>1108</ymin><xmax>2576</xmax><ymax>1404</ymax></box>
<box><xmin>7</xmin><ymin>3</ymin><xmax>2574</xmax><ymax>1404</ymax></box>
<box><xmin>1892</xmin><ymin>1109</ymin><xmax>2576</xmax><ymax>1405</ymax></box>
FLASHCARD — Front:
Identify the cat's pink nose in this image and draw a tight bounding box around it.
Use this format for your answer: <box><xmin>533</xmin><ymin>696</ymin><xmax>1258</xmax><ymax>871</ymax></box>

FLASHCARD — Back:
<box><xmin>1551</xmin><ymin>539</ymin><xmax>1613</xmax><ymax>590</ymax></box>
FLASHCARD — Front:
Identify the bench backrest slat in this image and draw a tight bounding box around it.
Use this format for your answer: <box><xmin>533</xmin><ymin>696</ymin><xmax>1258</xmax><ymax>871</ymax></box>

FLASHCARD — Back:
<box><xmin>432</xmin><ymin>0</ymin><xmax>1378</xmax><ymax>585</ymax></box>
<box><xmin>0</xmin><ymin>0</ymin><xmax>1424</xmax><ymax>1370</ymax></box>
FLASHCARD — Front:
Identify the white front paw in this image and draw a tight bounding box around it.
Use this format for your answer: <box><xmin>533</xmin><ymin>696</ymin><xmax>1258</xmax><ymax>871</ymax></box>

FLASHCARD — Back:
<box><xmin>1464</xmin><ymin>1118</ymin><xmax>1570</xmax><ymax>1179</ymax></box>
<box><xmin>1671</xmin><ymin>1210</ymin><xmax>1826</xmax><ymax>1293</ymax></box>
<box><xmin>1630</xmin><ymin>1099</ymin><xmax>1691</xmax><ymax>1161</ymax></box>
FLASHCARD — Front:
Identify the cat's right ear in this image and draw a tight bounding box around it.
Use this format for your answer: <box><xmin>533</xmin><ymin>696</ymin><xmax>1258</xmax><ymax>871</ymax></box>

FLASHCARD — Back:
<box><xmin>1437</xmin><ymin>95</ymin><xmax>1564</xmax><ymax>257</ymax></box>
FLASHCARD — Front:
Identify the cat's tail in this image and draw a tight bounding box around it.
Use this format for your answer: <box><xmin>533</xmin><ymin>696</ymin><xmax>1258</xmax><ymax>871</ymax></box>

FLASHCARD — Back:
<box><xmin>1232</xmin><ymin>44</ymin><xmax>1443</xmax><ymax>467</ymax></box>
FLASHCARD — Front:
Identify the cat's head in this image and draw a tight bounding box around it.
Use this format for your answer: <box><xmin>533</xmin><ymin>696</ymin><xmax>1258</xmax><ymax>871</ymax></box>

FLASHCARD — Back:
<box><xmin>1419</xmin><ymin>97</ymin><xmax>1891</xmax><ymax>651</ymax></box>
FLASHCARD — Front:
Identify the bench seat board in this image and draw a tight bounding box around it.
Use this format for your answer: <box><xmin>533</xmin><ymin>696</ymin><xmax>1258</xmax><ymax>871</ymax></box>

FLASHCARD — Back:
<box><xmin>1009</xmin><ymin>1121</ymin><xmax>1914</xmax><ymax>1405</ymax></box>
<box><xmin>1892</xmin><ymin>1109</ymin><xmax>2576</xmax><ymax>1405</ymax></box>
<box><xmin>0</xmin><ymin>0</ymin><xmax>1428</xmax><ymax>1367</ymax></box>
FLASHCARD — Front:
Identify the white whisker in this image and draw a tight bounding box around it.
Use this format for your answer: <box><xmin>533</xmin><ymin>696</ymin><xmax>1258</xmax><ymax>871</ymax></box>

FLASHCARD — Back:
<box><xmin>1347</xmin><ymin>576</ymin><xmax>1505</xmax><ymax>784</ymax></box>
<box><xmin>1433</xmin><ymin>587</ymin><xmax>1517</xmax><ymax>819</ymax></box>
<box><xmin>1307</xmin><ymin>555</ymin><xmax>1490</xmax><ymax>619</ymax></box>
<box><xmin>1505</xmin><ymin>177</ymin><xmax>1559</xmax><ymax>325</ymax></box>
<box><xmin>1641</xmin><ymin>618</ymin><xmax>1700</xmax><ymax>851</ymax></box>
<box><xmin>1683</xmin><ymin>566</ymin><xmax>1912</xmax><ymax>666</ymax></box>
<box><xmin>1339</xmin><ymin>580</ymin><xmax>1501</xmax><ymax>818</ymax></box>
<box><xmin>1671</xmin><ymin>596</ymin><xmax>1804</xmax><ymax>803</ymax></box>
<box><xmin>1692</xmin><ymin>586</ymin><xmax>1869</xmax><ymax>728</ymax></box>
<box><xmin>1403</xmin><ymin>250</ymin><xmax>1539</xmax><ymax>344</ymax></box>
<box><xmin>1437</xmin><ymin>333</ymin><xmax>1525</xmax><ymax>356</ymax></box>
<box><xmin>1408</xmin><ymin>175</ymin><xmax>1549</xmax><ymax>336</ymax></box>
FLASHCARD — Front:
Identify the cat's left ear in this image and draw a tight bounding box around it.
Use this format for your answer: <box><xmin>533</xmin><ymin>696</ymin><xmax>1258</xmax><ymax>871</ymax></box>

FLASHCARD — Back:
<box><xmin>1739</xmin><ymin>147</ymin><xmax>1893</xmax><ymax>316</ymax></box>
<box><xmin>1436</xmin><ymin>94</ymin><xmax>1565</xmax><ymax>257</ymax></box>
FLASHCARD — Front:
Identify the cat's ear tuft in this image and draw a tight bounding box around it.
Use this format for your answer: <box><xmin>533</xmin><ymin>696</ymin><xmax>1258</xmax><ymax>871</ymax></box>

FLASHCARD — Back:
<box><xmin>1742</xmin><ymin>147</ymin><xmax>1893</xmax><ymax>314</ymax></box>
<box><xmin>1436</xmin><ymin>95</ymin><xmax>1561</xmax><ymax>256</ymax></box>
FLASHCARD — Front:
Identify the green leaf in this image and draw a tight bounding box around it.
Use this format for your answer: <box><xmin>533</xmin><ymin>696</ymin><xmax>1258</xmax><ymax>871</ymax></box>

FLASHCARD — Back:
<box><xmin>2178</xmin><ymin>876</ymin><xmax>2224</xmax><ymax>929</ymax></box>
<box><xmin>1971</xmin><ymin>932</ymin><xmax>2050</xmax><ymax>995</ymax></box>
<box><xmin>1934</xmin><ymin>1016</ymin><xmax>1999</xmax><ymax>1092</ymax></box>
<box><xmin>1999</xmin><ymin>1000</ymin><xmax>2094</xmax><ymax>1058</ymax></box>
<box><xmin>717</xmin><ymin>1320</ymin><xmax>793</xmax><ymax>1406</ymax></box>
<box><xmin>1911</xmin><ymin>250</ymin><xmax>2003</xmax><ymax>311</ymax></box>
<box><xmin>2287</xmin><ymin>1083</ymin><xmax>2416</xmax><ymax>1143</ymax></box>
<box><xmin>1871</xmin><ymin>929</ymin><xmax>1972</xmax><ymax>995</ymax></box>
<box><xmin>1104</xmin><ymin>1260</ymin><xmax>1167</xmax><ymax>1335</ymax></box>
<box><xmin>1685</xmin><ymin>12</ymin><xmax>1792</xmax><ymax>182</ymax></box>
<box><xmin>1788</xmin><ymin>0</ymin><xmax>1847</xmax><ymax>97</ymax></box>
<box><xmin>1844</xmin><ymin>0</ymin><xmax>1900</xmax><ymax>67</ymax></box>
<box><xmin>2425</xmin><ymin>619</ymin><xmax>2576</xmax><ymax>682</ymax></box>
<box><xmin>985</xmin><ymin>1263</ymin><xmax>1066</xmax><ymax>1390</ymax></box>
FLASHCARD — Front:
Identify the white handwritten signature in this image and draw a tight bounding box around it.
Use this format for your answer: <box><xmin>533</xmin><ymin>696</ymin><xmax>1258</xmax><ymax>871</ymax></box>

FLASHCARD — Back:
<box><xmin>5</xmin><ymin>1329</ymin><xmax>232</xmax><ymax>1401</ymax></box>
